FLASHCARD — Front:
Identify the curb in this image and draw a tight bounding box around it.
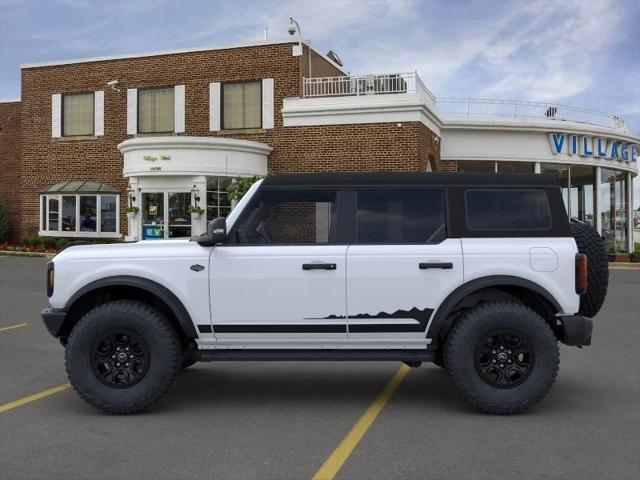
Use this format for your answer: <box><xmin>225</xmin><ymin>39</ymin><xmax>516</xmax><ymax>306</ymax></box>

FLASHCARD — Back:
<box><xmin>0</xmin><ymin>250</ymin><xmax>56</xmax><ymax>259</ymax></box>
<box><xmin>609</xmin><ymin>262</ymin><xmax>640</xmax><ymax>269</ymax></box>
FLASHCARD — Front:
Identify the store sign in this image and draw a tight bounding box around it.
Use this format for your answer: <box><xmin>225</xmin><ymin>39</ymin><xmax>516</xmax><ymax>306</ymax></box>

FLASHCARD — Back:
<box><xmin>548</xmin><ymin>132</ymin><xmax>638</xmax><ymax>163</ymax></box>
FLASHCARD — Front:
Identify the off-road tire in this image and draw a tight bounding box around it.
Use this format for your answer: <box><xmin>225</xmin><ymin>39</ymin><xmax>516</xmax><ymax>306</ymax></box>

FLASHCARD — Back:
<box><xmin>65</xmin><ymin>300</ymin><xmax>182</xmax><ymax>414</ymax></box>
<box><xmin>570</xmin><ymin>221</ymin><xmax>608</xmax><ymax>317</ymax></box>
<box><xmin>444</xmin><ymin>301</ymin><xmax>559</xmax><ymax>415</ymax></box>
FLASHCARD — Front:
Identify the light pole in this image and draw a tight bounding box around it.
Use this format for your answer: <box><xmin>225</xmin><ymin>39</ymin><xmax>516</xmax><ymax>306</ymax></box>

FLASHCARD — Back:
<box><xmin>288</xmin><ymin>17</ymin><xmax>312</xmax><ymax>93</ymax></box>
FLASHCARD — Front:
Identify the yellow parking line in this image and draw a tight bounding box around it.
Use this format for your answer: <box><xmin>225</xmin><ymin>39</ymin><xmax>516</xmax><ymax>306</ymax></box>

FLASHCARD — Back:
<box><xmin>0</xmin><ymin>323</ymin><xmax>28</xmax><ymax>333</ymax></box>
<box><xmin>312</xmin><ymin>365</ymin><xmax>410</xmax><ymax>480</ymax></box>
<box><xmin>0</xmin><ymin>383</ymin><xmax>71</xmax><ymax>414</ymax></box>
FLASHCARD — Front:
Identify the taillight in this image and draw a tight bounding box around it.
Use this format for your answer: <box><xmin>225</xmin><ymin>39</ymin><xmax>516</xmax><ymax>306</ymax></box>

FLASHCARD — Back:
<box><xmin>575</xmin><ymin>254</ymin><xmax>587</xmax><ymax>295</ymax></box>
<box><xmin>47</xmin><ymin>262</ymin><xmax>54</xmax><ymax>297</ymax></box>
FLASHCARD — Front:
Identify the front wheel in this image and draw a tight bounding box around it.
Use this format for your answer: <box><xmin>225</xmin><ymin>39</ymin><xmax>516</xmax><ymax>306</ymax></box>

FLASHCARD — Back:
<box><xmin>65</xmin><ymin>300</ymin><xmax>182</xmax><ymax>414</ymax></box>
<box><xmin>444</xmin><ymin>301</ymin><xmax>559</xmax><ymax>414</ymax></box>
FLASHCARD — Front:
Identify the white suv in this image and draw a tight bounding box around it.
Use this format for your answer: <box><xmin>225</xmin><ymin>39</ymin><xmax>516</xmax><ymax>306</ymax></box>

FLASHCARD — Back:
<box><xmin>42</xmin><ymin>172</ymin><xmax>608</xmax><ymax>414</ymax></box>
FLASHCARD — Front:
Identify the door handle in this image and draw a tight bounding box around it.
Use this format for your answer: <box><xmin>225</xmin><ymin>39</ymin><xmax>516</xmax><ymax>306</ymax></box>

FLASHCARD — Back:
<box><xmin>302</xmin><ymin>263</ymin><xmax>337</xmax><ymax>271</ymax></box>
<box><xmin>419</xmin><ymin>262</ymin><xmax>453</xmax><ymax>270</ymax></box>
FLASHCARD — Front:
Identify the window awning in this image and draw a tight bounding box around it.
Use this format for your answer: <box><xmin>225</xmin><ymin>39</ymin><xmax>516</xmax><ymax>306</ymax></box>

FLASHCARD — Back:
<box><xmin>41</xmin><ymin>181</ymin><xmax>119</xmax><ymax>194</ymax></box>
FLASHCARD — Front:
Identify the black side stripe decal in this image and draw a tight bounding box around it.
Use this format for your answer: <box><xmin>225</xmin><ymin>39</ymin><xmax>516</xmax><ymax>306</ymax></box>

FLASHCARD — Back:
<box><xmin>198</xmin><ymin>324</ymin><xmax>426</xmax><ymax>334</ymax></box>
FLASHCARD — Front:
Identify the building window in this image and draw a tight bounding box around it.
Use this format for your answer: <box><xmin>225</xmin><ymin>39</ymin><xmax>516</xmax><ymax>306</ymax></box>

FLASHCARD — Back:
<box><xmin>62</xmin><ymin>92</ymin><xmax>94</xmax><ymax>136</ymax></box>
<box><xmin>569</xmin><ymin>165</ymin><xmax>596</xmax><ymax>227</ymax></box>
<box><xmin>138</xmin><ymin>87</ymin><xmax>175</xmax><ymax>133</ymax></box>
<box><xmin>206</xmin><ymin>176</ymin><xmax>234</xmax><ymax>221</ymax></box>
<box><xmin>39</xmin><ymin>183</ymin><xmax>120</xmax><ymax>237</ymax></box>
<box><xmin>222</xmin><ymin>81</ymin><xmax>261</xmax><ymax>129</ymax></box>
<box><xmin>601</xmin><ymin>169</ymin><xmax>629</xmax><ymax>253</ymax></box>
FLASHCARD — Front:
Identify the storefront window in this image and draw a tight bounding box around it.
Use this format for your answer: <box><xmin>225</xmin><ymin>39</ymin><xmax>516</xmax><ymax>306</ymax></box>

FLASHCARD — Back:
<box><xmin>541</xmin><ymin>163</ymin><xmax>569</xmax><ymax>211</ymax></box>
<box><xmin>456</xmin><ymin>161</ymin><xmax>495</xmax><ymax>172</ymax></box>
<box><xmin>206</xmin><ymin>176</ymin><xmax>234</xmax><ymax>221</ymax></box>
<box><xmin>40</xmin><ymin>193</ymin><xmax>119</xmax><ymax>236</ymax></box>
<box><xmin>601</xmin><ymin>169</ymin><xmax>629</xmax><ymax>253</ymax></box>
<box><xmin>569</xmin><ymin>165</ymin><xmax>596</xmax><ymax>226</ymax></box>
<box><xmin>497</xmin><ymin>162</ymin><xmax>534</xmax><ymax>173</ymax></box>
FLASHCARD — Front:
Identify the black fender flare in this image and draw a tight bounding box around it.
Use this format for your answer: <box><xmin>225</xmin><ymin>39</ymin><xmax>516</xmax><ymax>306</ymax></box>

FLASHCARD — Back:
<box><xmin>427</xmin><ymin>275</ymin><xmax>562</xmax><ymax>343</ymax></box>
<box><xmin>65</xmin><ymin>275</ymin><xmax>198</xmax><ymax>338</ymax></box>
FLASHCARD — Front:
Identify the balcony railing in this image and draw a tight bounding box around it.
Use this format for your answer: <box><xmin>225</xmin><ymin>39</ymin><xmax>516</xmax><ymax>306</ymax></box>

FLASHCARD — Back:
<box><xmin>303</xmin><ymin>72</ymin><xmax>436</xmax><ymax>102</ymax></box>
<box><xmin>302</xmin><ymin>73</ymin><xmax>627</xmax><ymax>131</ymax></box>
<box><xmin>436</xmin><ymin>98</ymin><xmax>627</xmax><ymax>131</ymax></box>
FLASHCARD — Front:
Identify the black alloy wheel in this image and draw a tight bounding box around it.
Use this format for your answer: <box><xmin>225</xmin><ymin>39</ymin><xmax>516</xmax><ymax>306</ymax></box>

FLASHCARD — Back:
<box><xmin>92</xmin><ymin>330</ymin><xmax>150</xmax><ymax>388</ymax></box>
<box><xmin>474</xmin><ymin>329</ymin><xmax>534</xmax><ymax>388</ymax></box>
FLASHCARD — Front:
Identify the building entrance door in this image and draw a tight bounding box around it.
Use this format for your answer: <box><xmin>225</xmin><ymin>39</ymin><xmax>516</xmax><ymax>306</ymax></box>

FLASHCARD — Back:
<box><xmin>141</xmin><ymin>192</ymin><xmax>191</xmax><ymax>239</ymax></box>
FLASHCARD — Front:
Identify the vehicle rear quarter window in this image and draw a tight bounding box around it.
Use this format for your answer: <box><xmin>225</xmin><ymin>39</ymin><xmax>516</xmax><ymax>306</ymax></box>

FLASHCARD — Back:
<box><xmin>465</xmin><ymin>189</ymin><xmax>551</xmax><ymax>230</ymax></box>
<box><xmin>356</xmin><ymin>189</ymin><xmax>446</xmax><ymax>243</ymax></box>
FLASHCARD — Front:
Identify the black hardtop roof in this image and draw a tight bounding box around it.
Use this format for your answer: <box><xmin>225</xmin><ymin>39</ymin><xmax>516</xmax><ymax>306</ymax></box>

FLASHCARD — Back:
<box><xmin>262</xmin><ymin>172</ymin><xmax>560</xmax><ymax>188</ymax></box>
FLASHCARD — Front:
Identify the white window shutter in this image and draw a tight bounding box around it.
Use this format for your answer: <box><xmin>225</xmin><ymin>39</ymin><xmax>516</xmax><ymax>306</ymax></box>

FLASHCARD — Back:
<box><xmin>127</xmin><ymin>88</ymin><xmax>137</xmax><ymax>134</ymax></box>
<box><xmin>94</xmin><ymin>90</ymin><xmax>104</xmax><ymax>136</ymax></box>
<box><xmin>51</xmin><ymin>94</ymin><xmax>61</xmax><ymax>138</ymax></box>
<box><xmin>174</xmin><ymin>85</ymin><xmax>185</xmax><ymax>133</ymax></box>
<box><xmin>262</xmin><ymin>78</ymin><xmax>274</xmax><ymax>129</ymax></box>
<box><xmin>209</xmin><ymin>82</ymin><xmax>221</xmax><ymax>131</ymax></box>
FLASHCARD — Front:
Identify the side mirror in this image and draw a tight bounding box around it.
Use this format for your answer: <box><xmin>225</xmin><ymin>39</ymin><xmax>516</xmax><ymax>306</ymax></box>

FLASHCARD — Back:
<box><xmin>209</xmin><ymin>217</ymin><xmax>228</xmax><ymax>243</ymax></box>
<box><xmin>190</xmin><ymin>217</ymin><xmax>227</xmax><ymax>246</ymax></box>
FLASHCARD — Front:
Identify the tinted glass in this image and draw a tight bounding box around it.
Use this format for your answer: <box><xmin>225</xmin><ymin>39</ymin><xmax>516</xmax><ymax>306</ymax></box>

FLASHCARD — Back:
<box><xmin>465</xmin><ymin>189</ymin><xmax>551</xmax><ymax>230</ymax></box>
<box><xmin>61</xmin><ymin>196</ymin><xmax>76</xmax><ymax>232</ymax></box>
<box><xmin>79</xmin><ymin>196</ymin><xmax>97</xmax><ymax>232</ymax></box>
<box><xmin>356</xmin><ymin>189</ymin><xmax>446</xmax><ymax>243</ymax></box>
<box><xmin>101</xmin><ymin>195</ymin><xmax>117</xmax><ymax>233</ymax></box>
<box><xmin>235</xmin><ymin>190</ymin><xmax>337</xmax><ymax>244</ymax></box>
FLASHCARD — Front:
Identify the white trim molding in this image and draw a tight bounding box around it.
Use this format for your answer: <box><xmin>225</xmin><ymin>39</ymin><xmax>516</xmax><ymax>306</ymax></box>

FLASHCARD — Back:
<box><xmin>282</xmin><ymin>93</ymin><xmax>443</xmax><ymax>136</ymax></box>
<box><xmin>118</xmin><ymin>136</ymin><xmax>271</xmax><ymax>178</ymax></box>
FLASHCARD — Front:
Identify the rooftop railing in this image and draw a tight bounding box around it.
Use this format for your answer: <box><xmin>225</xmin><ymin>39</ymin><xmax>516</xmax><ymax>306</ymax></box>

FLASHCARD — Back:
<box><xmin>436</xmin><ymin>98</ymin><xmax>627</xmax><ymax>131</ymax></box>
<box><xmin>302</xmin><ymin>73</ymin><xmax>627</xmax><ymax>131</ymax></box>
<box><xmin>303</xmin><ymin>72</ymin><xmax>436</xmax><ymax>102</ymax></box>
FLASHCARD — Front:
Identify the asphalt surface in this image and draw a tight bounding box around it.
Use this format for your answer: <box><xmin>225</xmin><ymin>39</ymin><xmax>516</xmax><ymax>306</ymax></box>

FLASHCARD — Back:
<box><xmin>1</xmin><ymin>255</ymin><xmax>639</xmax><ymax>480</ymax></box>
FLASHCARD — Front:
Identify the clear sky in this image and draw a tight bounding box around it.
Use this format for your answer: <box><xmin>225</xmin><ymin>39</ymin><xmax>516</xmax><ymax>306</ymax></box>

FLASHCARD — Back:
<box><xmin>1</xmin><ymin>0</ymin><xmax>638</xmax><ymax>203</ymax></box>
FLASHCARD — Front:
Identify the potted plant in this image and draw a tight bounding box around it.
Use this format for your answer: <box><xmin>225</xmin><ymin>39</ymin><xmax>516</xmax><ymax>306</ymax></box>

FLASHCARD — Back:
<box><xmin>187</xmin><ymin>204</ymin><xmax>204</xmax><ymax>220</ymax></box>
<box><xmin>125</xmin><ymin>206</ymin><xmax>139</xmax><ymax>221</ymax></box>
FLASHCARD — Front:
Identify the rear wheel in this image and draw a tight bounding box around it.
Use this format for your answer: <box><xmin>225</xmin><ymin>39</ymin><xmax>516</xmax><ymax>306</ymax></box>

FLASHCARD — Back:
<box><xmin>65</xmin><ymin>300</ymin><xmax>182</xmax><ymax>414</ymax></box>
<box><xmin>444</xmin><ymin>301</ymin><xmax>559</xmax><ymax>414</ymax></box>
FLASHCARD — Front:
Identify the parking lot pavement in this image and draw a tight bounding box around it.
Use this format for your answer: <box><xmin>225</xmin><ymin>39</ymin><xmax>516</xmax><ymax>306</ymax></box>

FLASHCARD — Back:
<box><xmin>1</xmin><ymin>256</ymin><xmax>639</xmax><ymax>480</ymax></box>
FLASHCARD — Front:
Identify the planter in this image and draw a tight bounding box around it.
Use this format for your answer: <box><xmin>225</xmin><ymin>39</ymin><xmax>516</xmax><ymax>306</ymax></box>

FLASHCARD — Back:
<box><xmin>126</xmin><ymin>212</ymin><xmax>137</xmax><ymax>221</ymax></box>
<box><xmin>191</xmin><ymin>212</ymin><xmax>203</xmax><ymax>221</ymax></box>
<box><xmin>608</xmin><ymin>253</ymin><xmax>631</xmax><ymax>263</ymax></box>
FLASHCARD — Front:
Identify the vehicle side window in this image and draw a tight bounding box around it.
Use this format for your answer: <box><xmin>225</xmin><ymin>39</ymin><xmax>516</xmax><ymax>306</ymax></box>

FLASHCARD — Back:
<box><xmin>465</xmin><ymin>189</ymin><xmax>551</xmax><ymax>230</ymax></box>
<box><xmin>234</xmin><ymin>189</ymin><xmax>338</xmax><ymax>244</ymax></box>
<box><xmin>356</xmin><ymin>188</ymin><xmax>446</xmax><ymax>244</ymax></box>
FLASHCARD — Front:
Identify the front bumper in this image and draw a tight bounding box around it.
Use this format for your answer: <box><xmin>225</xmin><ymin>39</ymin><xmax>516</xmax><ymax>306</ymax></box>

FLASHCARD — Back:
<box><xmin>558</xmin><ymin>315</ymin><xmax>593</xmax><ymax>346</ymax></box>
<box><xmin>41</xmin><ymin>307</ymin><xmax>68</xmax><ymax>338</ymax></box>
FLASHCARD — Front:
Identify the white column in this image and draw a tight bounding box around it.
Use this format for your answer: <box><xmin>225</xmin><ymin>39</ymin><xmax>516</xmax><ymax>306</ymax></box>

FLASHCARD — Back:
<box><xmin>534</xmin><ymin>162</ymin><xmax>541</xmax><ymax>174</ymax></box>
<box><xmin>191</xmin><ymin>175</ymin><xmax>207</xmax><ymax>236</ymax></box>
<box><xmin>628</xmin><ymin>172</ymin><xmax>634</xmax><ymax>253</ymax></box>
<box><xmin>125</xmin><ymin>177</ymin><xmax>140</xmax><ymax>242</ymax></box>
<box><xmin>595</xmin><ymin>167</ymin><xmax>602</xmax><ymax>235</ymax></box>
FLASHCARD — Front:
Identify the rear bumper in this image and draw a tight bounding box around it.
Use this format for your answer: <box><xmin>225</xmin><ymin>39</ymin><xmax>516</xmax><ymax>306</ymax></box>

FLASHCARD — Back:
<box><xmin>41</xmin><ymin>307</ymin><xmax>68</xmax><ymax>338</ymax></box>
<box><xmin>558</xmin><ymin>315</ymin><xmax>593</xmax><ymax>346</ymax></box>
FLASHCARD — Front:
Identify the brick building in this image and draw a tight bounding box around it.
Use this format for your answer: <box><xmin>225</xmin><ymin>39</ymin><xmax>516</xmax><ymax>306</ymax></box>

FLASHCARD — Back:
<box><xmin>1</xmin><ymin>38</ymin><xmax>638</xmax><ymax>251</ymax></box>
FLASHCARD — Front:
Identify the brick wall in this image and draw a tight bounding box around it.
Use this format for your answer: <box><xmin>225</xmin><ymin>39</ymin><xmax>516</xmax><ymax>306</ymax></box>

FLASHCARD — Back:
<box><xmin>17</xmin><ymin>41</ymin><xmax>440</xmax><ymax>240</ymax></box>
<box><xmin>0</xmin><ymin>101</ymin><xmax>21</xmax><ymax>242</ymax></box>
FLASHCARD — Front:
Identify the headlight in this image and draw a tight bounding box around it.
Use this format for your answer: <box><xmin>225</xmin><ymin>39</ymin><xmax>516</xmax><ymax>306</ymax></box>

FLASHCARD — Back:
<box><xmin>47</xmin><ymin>262</ymin><xmax>55</xmax><ymax>297</ymax></box>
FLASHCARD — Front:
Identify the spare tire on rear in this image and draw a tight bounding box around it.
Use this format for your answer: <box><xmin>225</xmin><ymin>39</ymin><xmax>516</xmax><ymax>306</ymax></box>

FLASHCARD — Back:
<box><xmin>570</xmin><ymin>221</ymin><xmax>608</xmax><ymax>317</ymax></box>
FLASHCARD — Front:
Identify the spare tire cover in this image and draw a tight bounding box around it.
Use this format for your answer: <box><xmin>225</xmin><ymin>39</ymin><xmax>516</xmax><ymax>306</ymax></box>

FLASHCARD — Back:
<box><xmin>570</xmin><ymin>221</ymin><xmax>609</xmax><ymax>317</ymax></box>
